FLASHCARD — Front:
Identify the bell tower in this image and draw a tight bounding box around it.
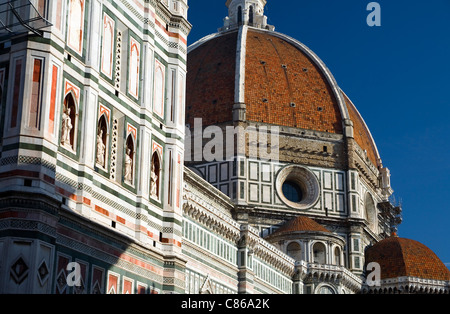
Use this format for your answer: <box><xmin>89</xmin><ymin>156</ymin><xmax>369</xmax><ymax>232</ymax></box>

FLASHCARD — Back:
<box><xmin>221</xmin><ymin>0</ymin><xmax>274</xmax><ymax>31</ymax></box>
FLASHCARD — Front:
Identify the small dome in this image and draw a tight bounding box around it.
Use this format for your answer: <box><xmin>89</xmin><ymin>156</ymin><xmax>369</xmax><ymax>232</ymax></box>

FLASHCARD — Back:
<box><xmin>271</xmin><ymin>215</ymin><xmax>330</xmax><ymax>235</ymax></box>
<box><xmin>365</xmin><ymin>236</ymin><xmax>450</xmax><ymax>281</ymax></box>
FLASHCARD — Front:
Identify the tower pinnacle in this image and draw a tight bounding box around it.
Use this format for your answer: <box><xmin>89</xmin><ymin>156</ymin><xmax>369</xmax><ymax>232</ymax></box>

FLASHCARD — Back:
<box><xmin>221</xmin><ymin>0</ymin><xmax>274</xmax><ymax>32</ymax></box>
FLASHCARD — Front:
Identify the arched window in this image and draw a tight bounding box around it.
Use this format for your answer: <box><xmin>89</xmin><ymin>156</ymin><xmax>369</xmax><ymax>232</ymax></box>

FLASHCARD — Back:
<box><xmin>334</xmin><ymin>247</ymin><xmax>341</xmax><ymax>266</ymax></box>
<box><xmin>313</xmin><ymin>242</ymin><xmax>326</xmax><ymax>264</ymax></box>
<box><xmin>237</xmin><ymin>6</ymin><xmax>242</xmax><ymax>25</ymax></box>
<box><xmin>150</xmin><ymin>151</ymin><xmax>161</xmax><ymax>199</ymax></box>
<box><xmin>61</xmin><ymin>93</ymin><xmax>77</xmax><ymax>150</ymax></box>
<box><xmin>286</xmin><ymin>242</ymin><xmax>302</xmax><ymax>261</ymax></box>
<box><xmin>96</xmin><ymin>115</ymin><xmax>108</xmax><ymax>168</ymax></box>
<box><xmin>249</xmin><ymin>5</ymin><xmax>254</xmax><ymax>25</ymax></box>
<box><xmin>124</xmin><ymin>135</ymin><xmax>135</xmax><ymax>185</ymax></box>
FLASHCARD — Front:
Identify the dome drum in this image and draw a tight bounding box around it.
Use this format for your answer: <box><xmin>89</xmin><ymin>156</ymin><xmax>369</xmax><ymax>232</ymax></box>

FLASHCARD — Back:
<box><xmin>265</xmin><ymin>215</ymin><xmax>345</xmax><ymax>266</ymax></box>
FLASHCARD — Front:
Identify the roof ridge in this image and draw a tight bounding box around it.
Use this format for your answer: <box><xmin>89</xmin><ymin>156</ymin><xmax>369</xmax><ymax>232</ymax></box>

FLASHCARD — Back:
<box><xmin>395</xmin><ymin>237</ymin><xmax>412</xmax><ymax>278</ymax></box>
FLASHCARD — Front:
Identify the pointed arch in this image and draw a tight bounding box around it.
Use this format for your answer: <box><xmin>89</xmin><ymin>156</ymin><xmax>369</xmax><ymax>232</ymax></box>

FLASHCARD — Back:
<box><xmin>129</xmin><ymin>37</ymin><xmax>140</xmax><ymax>99</ymax></box>
<box><xmin>61</xmin><ymin>92</ymin><xmax>77</xmax><ymax>150</ymax></box>
<box><xmin>237</xmin><ymin>6</ymin><xmax>242</xmax><ymax>25</ymax></box>
<box><xmin>249</xmin><ymin>5</ymin><xmax>254</xmax><ymax>25</ymax></box>
<box><xmin>199</xmin><ymin>276</ymin><xmax>215</xmax><ymax>294</ymax></box>
<box><xmin>153</xmin><ymin>59</ymin><xmax>165</xmax><ymax>118</ymax></box>
<box><xmin>124</xmin><ymin>134</ymin><xmax>135</xmax><ymax>185</ymax></box>
<box><xmin>150</xmin><ymin>150</ymin><xmax>161</xmax><ymax>199</ymax></box>
<box><xmin>101</xmin><ymin>13</ymin><xmax>115</xmax><ymax>78</ymax></box>
<box><xmin>96</xmin><ymin>114</ymin><xmax>109</xmax><ymax>168</ymax></box>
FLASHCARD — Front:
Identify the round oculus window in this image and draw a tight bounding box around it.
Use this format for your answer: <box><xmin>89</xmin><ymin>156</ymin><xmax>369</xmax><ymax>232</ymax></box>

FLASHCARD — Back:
<box><xmin>282</xmin><ymin>181</ymin><xmax>303</xmax><ymax>203</ymax></box>
<box><xmin>276</xmin><ymin>165</ymin><xmax>320</xmax><ymax>210</ymax></box>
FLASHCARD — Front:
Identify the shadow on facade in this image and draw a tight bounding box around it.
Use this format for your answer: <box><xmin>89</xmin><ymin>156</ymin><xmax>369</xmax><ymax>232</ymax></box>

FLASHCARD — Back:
<box><xmin>0</xmin><ymin>170</ymin><xmax>162</xmax><ymax>294</ymax></box>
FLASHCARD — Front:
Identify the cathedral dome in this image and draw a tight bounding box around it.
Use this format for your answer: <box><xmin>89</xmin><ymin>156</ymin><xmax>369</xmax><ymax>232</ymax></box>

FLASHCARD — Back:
<box><xmin>187</xmin><ymin>28</ymin><xmax>343</xmax><ymax>132</ymax></box>
<box><xmin>365</xmin><ymin>236</ymin><xmax>450</xmax><ymax>281</ymax></box>
<box><xmin>186</xmin><ymin>3</ymin><xmax>381</xmax><ymax>168</ymax></box>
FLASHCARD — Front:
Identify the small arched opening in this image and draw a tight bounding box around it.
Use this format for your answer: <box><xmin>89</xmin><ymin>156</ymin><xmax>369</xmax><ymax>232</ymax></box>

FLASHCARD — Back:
<box><xmin>286</xmin><ymin>242</ymin><xmax>302</xmax><ymax>261</ymax></box>
<box><xmin>124</xmin><ymin>135</ymin><xmax>135</xmax><ymax>185</ymax></box>
<box><xmin>96</xmin><ymin>115</ymin><xmax>108</xmax><ymax>168</ymax></box>
<box><xmin>150</xmin><ymin>151</ymin><xmax>161</xmax><ymax>199</ymax></box>
<box><xmin>334</xmin><ymin>247</ymin><xmax>341</xmax><ymax>266</ymax></box>
<box><xmin>61</xmin><ymin>93</ymin><xmax>77</xmax><ymax>150</ymax></box>
<box><xmin>313</xmin><ymin>242</ymin><xmax>326</xmax><ymax>264</ymax></box>
<box><xmin>237</xmin><ymin>6</ymin><xmax>242</xmax><ymax>25</ymax></box>
<box><xmin>249</xmin><ymin>5</ymin><xmax>254</xmax><ymax>25</ymax></box>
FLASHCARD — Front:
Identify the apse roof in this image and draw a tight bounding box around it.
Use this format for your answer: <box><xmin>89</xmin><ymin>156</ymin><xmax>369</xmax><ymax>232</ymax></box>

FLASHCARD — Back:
<box><xmin>365</xmin><ymin>235</ymin><xmax>450</xmax><ymax>281</ymax></box>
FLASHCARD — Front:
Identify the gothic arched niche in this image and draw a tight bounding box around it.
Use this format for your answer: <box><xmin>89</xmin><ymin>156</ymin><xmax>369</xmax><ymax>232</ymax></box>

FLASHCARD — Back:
<box><xmin>96</xmin><ymin>114</ymin><xmax>108</xmax><ymax>168</ymax></box>
<box><xmin>61</xmin><ymin>93</ymin><xmax>77</xmax><ymax>150</ymax></box>
<box><xmin>124</xmin><ymin>135</ymin><xmax>135</xmax><ymax>185</ymax></box>
<box><xmin>150</xmin><ymin>151</ymin><xmax>161</xmax><ymax>199</ymax></box>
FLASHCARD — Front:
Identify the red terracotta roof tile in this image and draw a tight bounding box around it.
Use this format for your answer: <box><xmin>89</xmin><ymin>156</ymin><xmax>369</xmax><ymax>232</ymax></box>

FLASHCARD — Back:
<box><xmin>272</xmin><ymin>215</ymin><xmax>330</xmax><ymax>235</ymax></box>
<box><xmin>245</xmin><ymin>30</ymin><xmax>343</xmax><ymax>133</ymax></box>
<box><xmin>365</xmin><ymin>236</ymin><xmax>450</xmax><ymax>281</ymax></box>
<box><xmin>186</xmin><ymin>31</ymin><xmax>238</xmax><ymax>127</ymax></box>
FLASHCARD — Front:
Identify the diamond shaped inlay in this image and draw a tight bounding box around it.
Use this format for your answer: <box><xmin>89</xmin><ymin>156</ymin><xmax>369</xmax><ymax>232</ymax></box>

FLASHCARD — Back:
<box><xmin>37</xmin><ymin>260</ymin><xmax>50</xmax><ymax>286</ymax></box>
<box><xmin>56</xmin><ymin>270</ymin><xmax>67</xmax><ymax>293</ymax></box>
<box><xmin>10</xmin><ymin>256</ymin><xmax>29</xmax><ymax>285</ymax></box>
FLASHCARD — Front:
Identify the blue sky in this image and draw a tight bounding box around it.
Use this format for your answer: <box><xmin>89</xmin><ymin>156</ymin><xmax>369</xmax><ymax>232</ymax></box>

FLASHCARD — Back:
<box><xmin>187</xmin><ymin>0</ymin><xmax>450</xmax><ymax>266</ymax></box>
